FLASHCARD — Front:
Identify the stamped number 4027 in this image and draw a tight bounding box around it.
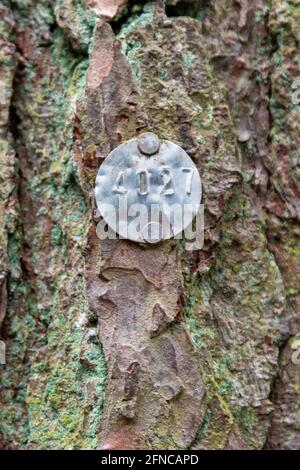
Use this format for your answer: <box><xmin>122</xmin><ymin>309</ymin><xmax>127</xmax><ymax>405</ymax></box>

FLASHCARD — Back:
<box><xmin>113</xmin><ymin>166</ymin><xmax>194</xmax><ymax>196</ymax></box>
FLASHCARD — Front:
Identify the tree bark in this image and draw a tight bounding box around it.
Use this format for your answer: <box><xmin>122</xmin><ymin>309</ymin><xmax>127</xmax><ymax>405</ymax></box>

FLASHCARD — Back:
<box><xmin>0</xmin><ymin>0</ymin><xmax>299</xmax><ymax>450</ymax></box>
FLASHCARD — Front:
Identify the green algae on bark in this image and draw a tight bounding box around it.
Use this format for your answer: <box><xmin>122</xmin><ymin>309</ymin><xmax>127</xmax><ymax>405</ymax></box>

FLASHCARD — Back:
<box><xmin>0</xmin><ymin>2</ymin><xmax>107</xmax><ymax>449</ymax></box>
<box><xmin>184</xmin><ymin>194</ymin><xmax>288</xmax><ymax>449</ymax></box>
<box><xmin>0</xmin><ymin>0</ymin><xmax>299</xmax><ymax>450</ymax></box>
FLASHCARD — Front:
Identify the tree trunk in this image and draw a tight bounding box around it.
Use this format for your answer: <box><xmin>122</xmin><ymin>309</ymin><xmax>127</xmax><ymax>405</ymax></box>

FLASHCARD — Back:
<box><xmin>0</xmin><ymin>0</ymin><xmax>299</xmax><ymax>450</ymax></box>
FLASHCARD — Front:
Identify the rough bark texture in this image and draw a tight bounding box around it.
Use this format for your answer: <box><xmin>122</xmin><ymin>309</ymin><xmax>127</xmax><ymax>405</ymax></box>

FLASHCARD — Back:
<box><xmin>0</xmin><ymin>0</ymin><xmax>299</xmax><ymax>450</ymax></box>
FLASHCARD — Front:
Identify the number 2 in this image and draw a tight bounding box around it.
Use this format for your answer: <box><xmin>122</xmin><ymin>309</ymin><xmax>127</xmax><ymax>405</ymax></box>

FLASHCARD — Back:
<box><xmin>160</xmin><ymin>166</ymin><xmax>174</xmax><ymax>195</ymax></box>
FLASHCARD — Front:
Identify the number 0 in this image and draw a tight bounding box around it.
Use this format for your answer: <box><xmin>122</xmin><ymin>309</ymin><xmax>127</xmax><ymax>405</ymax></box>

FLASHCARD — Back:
<box><xmin>137</xmin><ymin>169</ymin><xmax>149</xmax><ymax>195</ymax></box>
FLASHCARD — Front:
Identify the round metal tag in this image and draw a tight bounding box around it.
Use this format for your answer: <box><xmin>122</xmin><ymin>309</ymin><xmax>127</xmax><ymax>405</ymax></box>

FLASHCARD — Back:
<box><xmin>95</xmin><ymin>133</ymin><xmax>202</xmax><ymax>243</ymax></box>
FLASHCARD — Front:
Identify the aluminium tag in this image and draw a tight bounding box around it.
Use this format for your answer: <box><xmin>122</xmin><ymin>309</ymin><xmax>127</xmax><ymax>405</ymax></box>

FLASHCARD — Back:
<box><xmin>95</xmin><ymin>132</ymin><xmax>202</xmax><ymax>243</ymax></box>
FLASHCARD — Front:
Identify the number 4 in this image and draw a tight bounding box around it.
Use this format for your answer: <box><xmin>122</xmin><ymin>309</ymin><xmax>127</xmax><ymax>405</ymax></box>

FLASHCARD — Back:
<box><xmin>113</xmin><ymin>171</ymin><xmax>127</xmax><ymax>194</ymax></box>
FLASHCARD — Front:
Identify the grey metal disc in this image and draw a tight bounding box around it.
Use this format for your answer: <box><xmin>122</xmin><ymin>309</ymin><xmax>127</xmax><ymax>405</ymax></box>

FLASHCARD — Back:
<box><xmin>95</xmin><ymin>133</ymin><xmax>202</xmax><ymax>243</ymax></box>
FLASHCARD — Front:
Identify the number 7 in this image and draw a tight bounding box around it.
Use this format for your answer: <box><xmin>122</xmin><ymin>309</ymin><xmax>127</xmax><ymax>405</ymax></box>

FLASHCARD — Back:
<box><xmin>181</xmin><ymin>168</ymin><xmax>194</xmax><ymax>194</ymax></box>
